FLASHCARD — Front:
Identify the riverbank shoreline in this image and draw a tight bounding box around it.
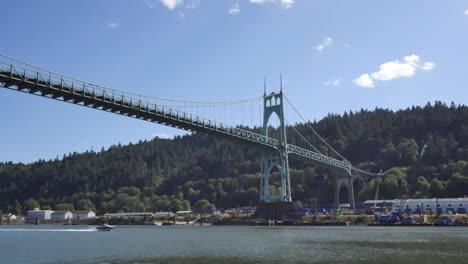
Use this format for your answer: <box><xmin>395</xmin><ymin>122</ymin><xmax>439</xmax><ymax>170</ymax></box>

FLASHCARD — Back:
<box><xmin>3</xmin><ymin>213</ymin><xmax>467</xmax><ymax>227</ymax></box>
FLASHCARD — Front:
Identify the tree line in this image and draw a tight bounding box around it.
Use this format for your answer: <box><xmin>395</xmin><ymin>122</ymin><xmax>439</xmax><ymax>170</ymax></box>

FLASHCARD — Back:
<box><xmin>1</xmin><ymin>101</ymin><xmax>468</xmax><ymax>215</ymax></box>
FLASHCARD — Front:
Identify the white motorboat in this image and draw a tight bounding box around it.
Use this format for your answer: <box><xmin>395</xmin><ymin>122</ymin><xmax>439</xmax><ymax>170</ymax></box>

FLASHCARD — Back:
<box><xmin>96</xmin><ymin>223</ymin><xmax>115</xmax><ymax>231</ymax></box>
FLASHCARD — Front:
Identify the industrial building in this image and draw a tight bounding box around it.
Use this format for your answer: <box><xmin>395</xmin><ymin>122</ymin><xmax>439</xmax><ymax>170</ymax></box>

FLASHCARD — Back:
<box><xmin>73</xmin><ymin>211</ymin><xmax>96</xmax><ymax>219</ymax></box>
<box><xmin>51</xmin><ymin>211</ymin><xmax>73</xmax><ymax>220</ymax></box>
<box><xmin>27</xmin><ymin>208</ymin><xmax>54</xmax><ymax>220</ymax></box>
<box><xmin>104</xmin><ymin>212</ymin><xmax>155</xmax><ymax>218</ymax></box>
<box><xmin>364</xmin><ymin>198</ymin><xmax>468</xmax><ymax>214</ymax></box>
<box><xmin>154</xmin><ymin>212</ymin><xmax>174</xmax><ymax>217</ymax></box>
<box><xmin>395</xmin><ymin>198</ymin><xmax>468</xmax><ymax>214</ymax></box>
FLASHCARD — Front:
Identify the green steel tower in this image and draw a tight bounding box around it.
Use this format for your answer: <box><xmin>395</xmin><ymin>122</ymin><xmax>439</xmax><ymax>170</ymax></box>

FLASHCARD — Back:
<box><xmin>260</xmin><ymin>89</ymin><xmax>291</xmax><ymax>202</ymax></box>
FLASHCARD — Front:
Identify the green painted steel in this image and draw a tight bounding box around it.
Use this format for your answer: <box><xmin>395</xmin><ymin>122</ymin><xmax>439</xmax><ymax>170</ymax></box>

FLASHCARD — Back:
<box><xmin>0</xmin><ymin>59</ymin><xmax>354</xmax><ymax>202</ymax></box>
<box><xmin>260</xmin><ymin>91</ymin><xmax>291</xmax><ymax>202</ymax></box>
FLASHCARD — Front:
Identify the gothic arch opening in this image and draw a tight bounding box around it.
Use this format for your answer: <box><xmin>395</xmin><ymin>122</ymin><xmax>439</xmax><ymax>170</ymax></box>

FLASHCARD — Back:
<box><xmin>265</xmin><ymin>111</ymin><xmax>281</xmax><ymax>139</ymax></box>
<box><xmin>339</xmin><ymin>185</ymin><xmax>350</xmax><ymax>204</ymax></box>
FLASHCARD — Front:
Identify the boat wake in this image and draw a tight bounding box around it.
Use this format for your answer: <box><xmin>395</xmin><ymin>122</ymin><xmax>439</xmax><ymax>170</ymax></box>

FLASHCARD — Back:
<box><xmin>0</xmin><ymin>228</ymin><xmax>97</xmax><ymax>232</ymax></box>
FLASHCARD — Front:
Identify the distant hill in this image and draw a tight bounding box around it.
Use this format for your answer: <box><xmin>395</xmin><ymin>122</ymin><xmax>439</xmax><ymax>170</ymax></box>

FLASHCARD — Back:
<box><xmin>1</xmin><ymin>101</ymin><xmax>468</xmax><ymax>215</ymax></box>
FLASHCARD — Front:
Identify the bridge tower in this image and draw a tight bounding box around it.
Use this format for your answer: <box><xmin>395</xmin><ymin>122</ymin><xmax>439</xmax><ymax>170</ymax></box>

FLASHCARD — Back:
<box><xmin>260</xmin><ymin>90</ymin><xmax>291</xmax><ymax>202</ymax></box>
<box><xmin>334</xmin><ymin>175</ymin><xmax>355</xmax><ymax>210</ymax></box>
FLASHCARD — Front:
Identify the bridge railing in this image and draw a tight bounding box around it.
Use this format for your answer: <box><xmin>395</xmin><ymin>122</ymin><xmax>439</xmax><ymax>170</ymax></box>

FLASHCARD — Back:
<box><xmin>0</xmin><ymin>56</ymin><xmax>352</xmax><ymax>172</ymax></box>
<box><xmin>0</xmin><ymin>58</ymin><xmax>280</xmax><ymax>149</ymax></box>
<box><xmin>286</xmin><ymin>144</ymin><xmax>352</xmax><ymax>174</ymax></box>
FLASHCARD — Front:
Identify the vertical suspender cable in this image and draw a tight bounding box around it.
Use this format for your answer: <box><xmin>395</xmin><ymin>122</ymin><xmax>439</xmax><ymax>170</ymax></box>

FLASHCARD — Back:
<box><xmin>250</xmin><ymin>100</ymin><xmax>253</xmax><ymax>128</ymax></box>
<box><xmin>284</xmin><ymin>95</ymin><xmax>348</xmax><ymax>162</ymax></box>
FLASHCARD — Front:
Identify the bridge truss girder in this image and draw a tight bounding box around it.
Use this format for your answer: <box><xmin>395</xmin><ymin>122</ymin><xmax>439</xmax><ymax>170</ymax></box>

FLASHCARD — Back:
<box><xmin>0</xmin><ymin>61</ymin><xmax>356</xmax><ymax>204</ymax></box>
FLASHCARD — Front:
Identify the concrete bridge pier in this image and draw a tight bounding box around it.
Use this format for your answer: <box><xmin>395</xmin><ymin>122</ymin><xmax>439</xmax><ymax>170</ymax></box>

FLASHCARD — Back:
<box><xmin>334</xmin><ymin>175</ymin><xmax>355</xmax><ymax>210</ymax></box>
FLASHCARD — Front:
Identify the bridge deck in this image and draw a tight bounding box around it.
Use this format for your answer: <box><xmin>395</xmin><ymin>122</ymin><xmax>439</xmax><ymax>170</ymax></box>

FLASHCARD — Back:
<box><xmin>0</xmin><ymin>62</ymin><xmax>351</xmax><ymax>173</ymax></box>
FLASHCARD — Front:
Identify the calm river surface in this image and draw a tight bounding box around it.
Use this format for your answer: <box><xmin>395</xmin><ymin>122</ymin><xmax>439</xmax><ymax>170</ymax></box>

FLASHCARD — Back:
<box><xmin>0</xmin><ymin>225</ymin><xmax>467</xmax><ymax>264</ymax></box>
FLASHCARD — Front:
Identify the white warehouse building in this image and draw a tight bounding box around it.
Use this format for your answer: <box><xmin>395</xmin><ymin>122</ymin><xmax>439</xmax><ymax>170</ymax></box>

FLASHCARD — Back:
<box><xmin>392</xmin><ymin>198</ymin><xmax>468</xmax><ymax>214</ymax></box>
<box><xmin>51</xmin><ymin>211</ymin><xmax>73</xmax><ymax>220</ymax></box>
<box><xmin>73</xmin><ymin>211</ymin><xmax>96</xmax><ymax>219</ymax></box>
<box><xmin>27</xmin><ymin>208</ymin><xmax>54</xmax><ymax>220</ymax></box>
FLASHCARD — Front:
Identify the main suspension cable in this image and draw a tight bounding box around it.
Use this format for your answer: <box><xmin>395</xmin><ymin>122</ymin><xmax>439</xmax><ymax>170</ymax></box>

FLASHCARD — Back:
<box><xmin>285</xmin><ymin>119</ymin><xmax>323</xmax><ymax>154</ymax></box>
<box><xmin>0</xmin><ymin>53</ymin><xmax>262</xmax><ymax>106</ymax></box>
<box><xmin>283</xmin><ymin>94</ymin><xmax>348</xmax><ymax>162</ymax></box>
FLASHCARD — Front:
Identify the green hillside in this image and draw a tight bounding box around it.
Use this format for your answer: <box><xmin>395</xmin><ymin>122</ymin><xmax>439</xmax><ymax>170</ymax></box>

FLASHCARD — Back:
<box><xmin>1</xmin><ymin>101</ymin><xmax>468</xmax><ymax>215</ymax></box>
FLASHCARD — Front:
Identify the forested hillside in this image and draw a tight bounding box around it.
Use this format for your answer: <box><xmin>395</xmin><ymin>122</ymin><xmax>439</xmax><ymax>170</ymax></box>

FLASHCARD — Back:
<box><xmin>1</xmin><ymin>101</ymin><xmax>468</xmax><ymax>215</ymax></box>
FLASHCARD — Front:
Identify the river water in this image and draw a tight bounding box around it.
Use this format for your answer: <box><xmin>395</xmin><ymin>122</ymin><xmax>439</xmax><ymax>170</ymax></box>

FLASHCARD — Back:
<box><xmin>0</xmin><ymin>225</ymin><xmax>467</xmax><ymax>264</ymax></box>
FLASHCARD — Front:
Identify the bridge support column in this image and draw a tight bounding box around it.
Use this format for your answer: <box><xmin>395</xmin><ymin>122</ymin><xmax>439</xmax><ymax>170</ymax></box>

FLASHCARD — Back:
<box><xmin>260</xmin><ymin>90</ymin><xmax>291</xmax><ymax>202</ymax></box>
<box><xmin>334</xmin><ymin>175</ymin><xmax>355</xmax><ymax>210</ymax></box>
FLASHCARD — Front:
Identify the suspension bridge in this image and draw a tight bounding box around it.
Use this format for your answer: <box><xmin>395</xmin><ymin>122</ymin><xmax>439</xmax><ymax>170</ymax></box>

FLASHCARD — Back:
<box><xmin>0</xmin><ymin>53</ymin><xmax>382</xmax><ymax>209</ymax></box>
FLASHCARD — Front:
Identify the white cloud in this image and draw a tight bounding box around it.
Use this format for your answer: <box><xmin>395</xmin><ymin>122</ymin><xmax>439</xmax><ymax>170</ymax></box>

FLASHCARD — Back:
<box><xmin>315</xmin><ymin>44</ymin><xmax>324</xmax><ymax>52</ymax></box>
<box><xmin>354</xmin><ymin>54</ymin><xmax>435</xmax><ymax>88</ymax></box>
<box><xmin>464</xmin><ymin>9</ymin><xmax>468</xmax><ymax>15</ymax></box>
<box><xmin>323</xmin><ymin>37</ymin><xmax>332</xmax><ymax>46</ymax></box>
<box><xmin>281</xmin><ymin>0</ymin><xmax>294</xmax><ymax>9</ymax></box>
<box><xmin>107</xmin><ymin>21</ymin><xmax>120</xmax><ymax>29</ymax></box>
<box><xmin>249</xmin><ymin>0</ymin><xmax>294</xmax><ymax>9</ymax></box>
<box><xmin>229</xmin><ymin>3</ymin><xmax>240</xmax><ymax>16</ymax></box>
<box><xmin>315</xmin><ymin>37</ymin><xmax>333</xmax><ymax>52</ymax></box>
<box><xmin>156</xmin><ymin>0</ymin><xmax>198</xmax><ymax>16</ymax></box>
<box><xmin>353</xmin><ymin>74</ymin><xmax>374</xmax><ymax>88</ymax></box>
<box><xmin>324</xmin><ymin>79</ymin><xmax>341</xmax><ymax>87</ymax></box>
<box><xmin>370</xmin><ymin>56</ymin><xmax>418</xmax><ymax>81</ymax></box>
<box><xmin>421</xmin><ymin>61</ymin><xmax>435</xmax><ymax>71</ymax></box>
<box><xmin>160</xmin><ymin>0</ymin><xmax>183</xmax><ymax>10</ymax></box>
<box><xmin>250</xmin><ymin>0</ymin><xmax>275</xmax><ymax>4</ymax></box>
<box><xmin>186</xmin><ymin>0</ymin><xmax>200</xmax><ymax>9</ymax></box>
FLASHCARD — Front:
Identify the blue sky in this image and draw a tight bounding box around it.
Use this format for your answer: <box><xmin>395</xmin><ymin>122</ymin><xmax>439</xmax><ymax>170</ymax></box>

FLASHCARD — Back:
<box><xmin>1</xmin><ymin>0</ymin><xmax>468</xmax><ymax>163</ymax></box>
